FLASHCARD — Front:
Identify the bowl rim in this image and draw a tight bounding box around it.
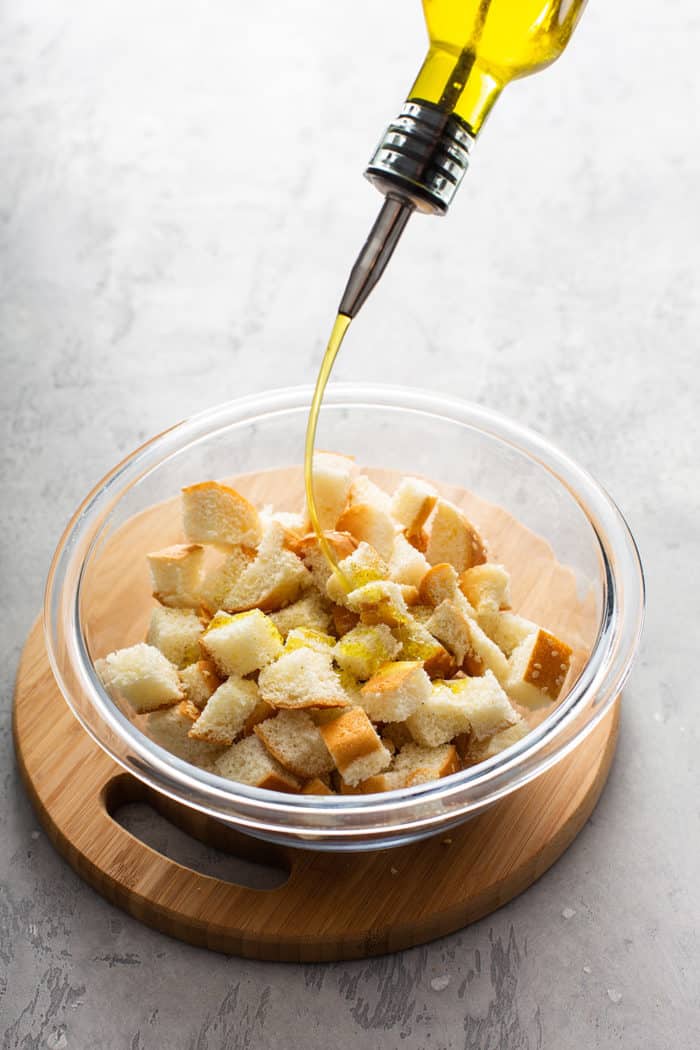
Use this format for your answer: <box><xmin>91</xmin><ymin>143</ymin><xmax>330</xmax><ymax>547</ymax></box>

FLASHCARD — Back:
<box><xmin>44</xmin><ymin>384</ymin><xmax>645</xmax><ymax>842</ymax></box>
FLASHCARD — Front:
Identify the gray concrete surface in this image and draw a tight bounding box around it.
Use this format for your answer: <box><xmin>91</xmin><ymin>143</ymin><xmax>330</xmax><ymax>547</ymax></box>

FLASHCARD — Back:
<box><xmin>1</xmin><ymin>1</ymin><xmax>698</xmax><ymax>1046</ymax></box>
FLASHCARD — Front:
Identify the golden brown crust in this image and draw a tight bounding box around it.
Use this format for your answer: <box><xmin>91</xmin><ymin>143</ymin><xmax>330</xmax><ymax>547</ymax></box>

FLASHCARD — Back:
<box><xmin>288</xmin><ymin>530</ymin><xmax>358</xmax><ymax>563</ymax></box>
<box><xmin>335</xmin><ymin>504</ymin><xmax>394</xmax><ymax>556</ymax></box>
<box><xmin>405</xmin><ymin>744</ymin><xmax>460</xmax><ymax>785</ymax></box>
<box><xmin>257</xmin><ymin>770</ymin><xmax>301</xmax><ymax>793</ymax></box>
<box><xmin>273</xmin><ymin>695</ymin><xmax>350</xmax><ymax>710</ymax></box>
<box><xmin>242</xmin><ymin>699</ymin><xmax>274</xmax><ymax>736</ymax></box>
<box><xmin>330</xmin><ymin>604</ymin><xmax>361</xmax><ymax>637</ymax></box>
<box><xmin>320</xmin><ymin>708</ymin><xmax>385</xmax><ymax>770</ymax></box>
<box><xmin>178</xmin><ymin>699</ymin><xmax>201</xmax><ymax>722</ymax></box>
<box><xmin>301</xmin><ymin>777</ymin><xmax>334</xmax><ymax>795</ymax></box>
<box><xmin>423</xmin><ymin>646</ymin><xmax>459</xmax><ymax>679</ymax></box>
<box><xmin>523</xmin><ymin>629</ymin><xmax>572</xmax><ymax>699</ymax></box>
<box><xmin>419</xmin><ymin>564</ymin><xmax>459</xmax><ymax>606</ymax></box>
<box><xmin>360</xmin><ymin>661</ymin><xmax>424</xmax><ymax>699</ymax></box>
<box><xmin>404</xmin><ymin>495</ymin><xmax>437</xmax><ymax>545</ymax></box>
<box><xmin>148</xmin><ymin>542</ymin><xmax>204</xmax><ymax>563</ymax></box>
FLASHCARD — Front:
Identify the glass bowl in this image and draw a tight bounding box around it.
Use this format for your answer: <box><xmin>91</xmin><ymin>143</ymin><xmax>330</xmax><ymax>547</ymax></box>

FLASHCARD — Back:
<box><xmin>44</xmin><ymin>385</ymin><xmax>644</xmax><ymax>851</ymax></box>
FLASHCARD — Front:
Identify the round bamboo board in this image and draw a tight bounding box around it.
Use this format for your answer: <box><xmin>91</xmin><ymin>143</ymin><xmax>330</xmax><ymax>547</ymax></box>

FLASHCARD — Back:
<box><xmin>13</xmin><ymin>466</ymin><xmax>619</xmax><ymax>962</ymax></box>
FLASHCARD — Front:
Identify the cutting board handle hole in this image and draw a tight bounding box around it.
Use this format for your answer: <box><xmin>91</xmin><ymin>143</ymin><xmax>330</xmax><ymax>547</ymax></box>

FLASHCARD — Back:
<box><xmin>105</xmin><ymin>778</ymin><xmax>289</xmax><ymax>890</ymax></box>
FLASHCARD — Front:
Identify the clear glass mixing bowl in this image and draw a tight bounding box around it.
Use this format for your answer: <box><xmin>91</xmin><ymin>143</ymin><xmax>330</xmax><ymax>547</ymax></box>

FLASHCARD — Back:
<box><xmin>44</xmin><ymin>385</ymin><xmax>644</xmax><ymax>851</ymax></box>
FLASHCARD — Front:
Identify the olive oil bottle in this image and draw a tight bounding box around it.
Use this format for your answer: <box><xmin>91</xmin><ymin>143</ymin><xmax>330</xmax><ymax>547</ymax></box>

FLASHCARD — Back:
<box><xmin>305</xmin><ymin>0</ymin><xmax>588</xmax><ymax>579</ymax></box>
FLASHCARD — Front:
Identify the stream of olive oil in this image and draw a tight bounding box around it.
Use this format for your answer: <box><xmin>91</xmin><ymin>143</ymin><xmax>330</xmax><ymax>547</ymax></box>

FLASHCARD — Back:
<box><xmin>303</xmin><ymin>312</ymin><xmax>352</xmax><ymax>585</ymax></box>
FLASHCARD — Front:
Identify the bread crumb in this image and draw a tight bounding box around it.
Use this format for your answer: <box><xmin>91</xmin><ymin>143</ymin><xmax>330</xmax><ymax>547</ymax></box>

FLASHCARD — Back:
<box><xmin>442</xmin><ymin>837</ymin><xmax>452</xmax><ymax>846</ymax></box>
<box><xmin>390</xmin><ymin>866</ymin><xmax>398</xmax><ymax>876</ymax></box>
<box><xmin>430</xmin><ymin>975</ymin><xmax>451</xmax><ymax>992</ymax></box>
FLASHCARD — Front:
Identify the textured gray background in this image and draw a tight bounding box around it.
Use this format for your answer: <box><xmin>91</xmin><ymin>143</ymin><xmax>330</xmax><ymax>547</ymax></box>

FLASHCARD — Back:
<box><xmin>1</xmin><ymin>1</ymin><xmax>698</xmax><ymax>1047</ymax></box>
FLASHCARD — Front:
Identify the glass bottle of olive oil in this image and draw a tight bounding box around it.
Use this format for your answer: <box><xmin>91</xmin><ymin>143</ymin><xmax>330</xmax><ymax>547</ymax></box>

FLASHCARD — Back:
<box><xmin>305</xmin><ymin>0</ymin><xmax>588</xmax><ymax>579</ymax></box>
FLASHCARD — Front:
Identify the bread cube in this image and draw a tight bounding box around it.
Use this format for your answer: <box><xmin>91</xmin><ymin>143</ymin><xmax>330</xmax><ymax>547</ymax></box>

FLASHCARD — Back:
<box><xmin>462</xmin><ymin>718</ymin><xmax>530</xmax><ymax>764</ymax></box>
<box><xmin>241</xmin><ymin>698</ymin><xmax>275</xmax><ymax>736</ymax></box>
<box><xmin>360</xmin><ymin>661</ymin><xmax>432</xmax><ymax>722</ymax></box>
<box><xmin>330</xmin><ymin>603</ymin><xmax>361</xmax><ymax>637</ymax></box>
<box><xmin>345</xmin><ymin>580</ymin><xmax>410</xmax><ymax>628</ymax></box>
<box><xmin>459</xmin><ymin>563</ymin><xmax>512</xmax><ymax>613</ymax></box>
<box><xmin>289</xmin><ymin>531</ymin><xmax>357</xmax><ymax>591</ymax></box>
<box><xmin>333</xmin><ymin>623</ymin><xmax>400</xmax><ymax>680</ymax></box>
<box><xmin>147</xmin><ymin>544</ymin><xmax>205</xmax><ymax>608</ymax></box>
<box><xmin>182</xmin><ymin>481</ymin><xmax>262</xmax><ymax>547</ymax></box>
<box><xmin>222</xmin><ymin>521</ymin><xmax>310</xmax><ymax>612</ymax></box>
<box><xmin>427</xmin><ymin>600</ymin><xmax>509</xmax><ymax>681</ymax></box>
<box><xmin>96</xmin><ymin>643</ymin><xmax>183</xmax><ymax>713</ymax></box>
<box><xmin>393</xmin><ymin>616</ymin><xmax>458</xmax><ymax>679</ymax></box>
<box><xmin>348</xmin><ymin>475</ymin><xmax>393</xmax><ymax>513</ymax></box>
<box><xmin>145</xmin><ymin>705</ymin><xmax>225</xmax><ymax>767</ymax></box>
<box><xmin>284</xmin><ymin>627</ymin><xmax>336</xmax><ymax>654</ymax></box>
<box><xmin>391</xmin><ymin>741</ymin><xmax>460</xmax><ymax>786</ymax></box>
<box><xmin>301</xmin><ymin>777</ymin><xmax>335</xmax><ymax>795</ymax></box>
<box><xmin>380</xmin><ymin>721</ymin><xmax>414</xmax><ymax>751</ymax></box>
<box><xmin>197</xmin><ymin>546</ymin><xmax>255</xmax><ymax>615</ymax></box>
<box><xmin>406</xmin><ymin>682</ymin><xmax>473</xmax><ymax>746</ymax></box>
<box><xmin>424</xmin><ymin>499</ymin><xmax>487</xmax><ymax>572</ymax></box>
<box><xmin>214</xmin><ymin>734</ymin><xmax>300</xmax><ymax>792</ymax></box>
<box><xmin>255</xmin><ymin>710</ymin><xmax>335</xmax><ymax>778</ymax></box>
<box><xmin>179</xmin><ymin>659</ymin><xmax>221</xmax><ymax>710</ymax></box>
<box><xmin>419</xmin><ymin>563</ymin><xmax>474</xmax><ymax>614</ymax></box>
<box><xmin>391</xmin><ymin>477</ymin><xmax>438</xmax><ymax>542</ymax></box>
<box><xmin>189</xmin><ymin>675</ymin><xmax>261</xmax><ymax>746</ymax></box>
<box><xmin>146</xmin><ymin>606</ymin><xmax>203</xmax><ymax>668</ymax></box>
<box><xmin>320</xmin><ymin>708</ymin><xmax>392</xmax><ymax>786</ymax></box>
<box><xmin>336</xmin><ymin>503</ymin><xmax>396</xmax><ymax>560</ymax></box>
<box><xmin>201</xmin><ymin>609</ymin><xmax>283</xmax><ymax>677</ymax></box>
<box><xmin>306</xmin><ymin>451</ymin><xmax>356</xmax><ymax>530</ymax></box>
<box><xmin>388</xmin><ymin>533</ymin><xmax>431</xmax><ymax>588</ymax></box>
<box><xmin>269</xmin><ymin>591</ymin><xmax>332</xmax><ymax>638</ymax></box>
<box><xmin>326</xmin><ymin>541</ymin><xmax>389</xmax><ymax>604</ymax></box>
<box><xmin>477</xmin><ymin>610</ymin><xmax>538</xmax><ymax>657</ymax></box>
<box><xmin>258</xmin><ymin>648</ymin><xmax>349</xmax><ymax>709</ymax></box>
<box><xmin>505</xmin><ymin>628</ymin><xmax>572</xmax><ymax>708</ymax></box>
<box><xmin>446</xmin><ymin>671</ymin><xmax>519</xmax><ymax>740</ymax></box>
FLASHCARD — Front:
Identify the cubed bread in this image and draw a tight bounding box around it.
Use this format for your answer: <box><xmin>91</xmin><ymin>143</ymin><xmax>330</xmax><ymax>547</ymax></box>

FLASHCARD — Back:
<box><xmin>319</xmin><ymin>708</ymin><xmax>392</xmax><ymax>786</ymax></box>
<box><xmin>505</xmin><ymin>628</ymin><xmax>572</xmax><ymax>708</ymax></box>
<box><xmin>242</xmin><ymin>698</ymin><xmax>275</xmax><ymax>735</ymax></box>
<box><xmin>330</xmin><ymin>603</ymin><xmax>361</xmax><ymax>637</ymax></box>
<box><xmin>326</xmin><ymin>542</ymin><xmax>389</xmax><ymax>604</ymax></box>
<box><xmin>179</xmin><ymin>659</ymin><xmax>222</xmax><ymax>710</ymax></box>
<box><xmin>459</xmin><ymin>563</ymin><xmax>512</xmax><ymax>613</ymax></box>
<box><xmin>289</xmin><ymin>531</ymin><xmax>358</xmax><ymax>591</ymax></box>
<box><xmin>182</xmin><ymin>481</ymin><xmax>262</xmax><ymax>547</ymax></box>
<box><xmin>360</xmin><ymin>661</ymin><xmax>432</xmax><ymax>722</ymax></box>
<box><xmin>301</xmin><ymin>777</ymin><xmax>335</xmax><ymax>795</ymax></box>
<box><xmin>393</xmin><ymin>616</ymin><xmax>458</xmax><ymax>679</ymax></box>
<box><xmin>336</xmin><ymin>503</ymin><xmax>396</xmax><ymax>560</ymax></box>
<box><xmin>406</xmin><ymin>682</ymin><xmax>473</xmax><ymax>746</ymax></box>
<box><xmin>446</xmin><ymin>670</ymin><xmax>519</xmax><ymax>740</ymax></box>
<box><xmin>269</xmin><ymin>591</ymin><xmax>332</xmax><ymax>638</ymax></box>
<box><xmin>391</xmin><ymin>741</ymin><xmax>461</xmax><ymax>786</ymax></box>
<box><xmin>200</xmin><ymin>609</ymin><xmax>283</xmax><ymax>677</ymax></box>
<box><xmin>306</xmin><ymin>451</ymin><xmax>356</xmax><ymax>530</ymax></box>
<box><xmin>214</xmin><ymin>734</ymin><xmax>301</xmax><ymax>792</ymax></box>
<box><xmin>419</xmin><ymin>563</ymin><xmax>474</xmax><ymax>614</ymax></box>
<box><xmin>381</xmin><ymin>721</ymin><xmax>414</xmax><ymax>751</ymax></box>
<box><xmin>348</xmin><ymin>475</ymin><xmax>393</xmax><ymax>513</ymax></box>
<box><xmin>254</xmin><ymin>710</ymin><xmax>335</xmax><ymax>778</ymax></box>
<box><xmin>391</xmin><ymin>477</ymin><xmax>438</xmax><ymax>543</ymax></box>
<box><xmin>146</xmin><ymin>606</ymin><xmax>203</xmax><ymax>668</ymax></box>
<box><xmin>461</xmin><ymin>717</ymin><xmax>530</xmax><ymax>764</ymax></box>
<box><xmin>284</xmin><ymin>627</ymin><xmax>336</xmax><ymax>654</ymax></box>
<box><xmin>345</xmin><ymin>580</ymin><xmax>410</xmax><ymax>627</ymax></box>
<box><xmin>333</xmin><ymin>623</ymin><xmax>400</xmax><ymax>680</ymax></box>
<box><xmin>427</xmin><ymin>600</ymin><xmax>509</xmax><ymax>681</ymax></box>
<box><xmin>197</xmin><ymin>546</ymin><xmax>255</xmax><ymax>615</ymax></box>
<box><xmin>96</xmin><ymin>643</ymin><xmax>183</xmax><ymax>712</ymax></box>
<box><xmin>147</xmin><ymin>544</ymin><xmax>205</xmax><ymax>608</ymax></box>
<box><xmin>477</xmin><ymin>610</ymin><xmax>538</xmax><ymax>657</ymax></box>
<box><xmin>424</xmin><ymin>499</ymin><xmax>488</xmax><ymax>572</ymax></box>
<box><xmin>188</xmin><ymin>675</ymin><xmax>261</xmax><ymax>745</ymax></box>
<box><xmin>222</xmin><ymin>521</ymin><xmax>311</xmax><ymax>612</ymax></box>
<box><xmin>268</xmin><ymin>509</ymin><xmax>307</xmax><ymax>539</ymax></box>
<box><xmin>388</xmin><ymin>533</ymin><xmax>432</xmax><ymax>588</ymax></box>
<box><xmin>144</xmin><ymin>705</ymin><xmax>225</xmax><ymax>767</ymax></box>
<box><xmin>258</xmin><ymin>648</ymin><xmax>349</xmax><ymax>709</ymax></box>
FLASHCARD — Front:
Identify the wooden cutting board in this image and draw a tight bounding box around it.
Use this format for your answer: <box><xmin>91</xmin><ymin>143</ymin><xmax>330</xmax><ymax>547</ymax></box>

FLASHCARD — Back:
<box><xmin>13</xmin><ymin>466</ymin><xmax>618</xmax><ymax>962</ymax></box>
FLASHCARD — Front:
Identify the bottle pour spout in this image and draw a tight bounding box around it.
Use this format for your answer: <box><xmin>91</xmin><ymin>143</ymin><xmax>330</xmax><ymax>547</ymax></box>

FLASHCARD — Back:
<box><xmin>338</xmin><ymin>195</ymin><xmax>414</xmax><ymax>319</ymax></box>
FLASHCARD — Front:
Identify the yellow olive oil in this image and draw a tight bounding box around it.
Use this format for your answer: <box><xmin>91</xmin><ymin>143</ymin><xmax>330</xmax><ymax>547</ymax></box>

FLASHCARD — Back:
<box><xmin>413</xmin><ymin>0</ymin><xmax>588</xmax><ymax>134</ymax></box>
